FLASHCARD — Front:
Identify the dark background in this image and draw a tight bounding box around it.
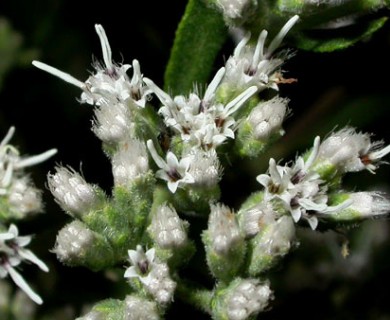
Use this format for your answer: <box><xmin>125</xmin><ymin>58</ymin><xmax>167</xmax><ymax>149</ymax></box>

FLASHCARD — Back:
<box><xmin>1</xmin><ymin>1</ymin><xmax>390</xmax><ymax>319</ymax></box>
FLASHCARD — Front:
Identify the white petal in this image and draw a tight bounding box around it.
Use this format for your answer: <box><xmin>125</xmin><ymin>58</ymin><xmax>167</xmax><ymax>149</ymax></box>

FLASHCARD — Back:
<box><xmin>32</xmin><ymin>61</ymin><xmax>85</xmax><ymax>88</ymax></box>
<box><xmin>19</xmin><ymin>249</ymin><xmax>49</xmax><ymax>272</ymax></box>
<box><xmin>15</xmin><ymin>149</ymin><xmax>57</xmax><ymax>169</ymax></box>
<box><xmin>6</xmin><ymin>265</ymin><xmax>43</xmax><ymax>304</ymax></box>
<box><xmin>124</xmin><ymin>266</ymin><xmax>139</xmax><ymax>278</ymax></box>
<box><xmin>291</xmin><ymin>208</ymin><xmax>302</xmax><ymax>222</ymax></box>
<box><xmin>95</xmin><ymin>24</ymin><xmax>113</xmax><ymax>71</ymax></box>
<box><xmin>267</xmin><ymin>15</ymin><xmax>299</xmax><ymax>57</ymax></box>
<box><xmin>147</xmin><ymin>140</ymin><xmax>169</xmax><ymax>171</ymax></box>
<box><xmin>307</xmin><ymin>216</ymin><xmax>318</xmax><ymax>230</ymax></box>
<box><xmin>167</xmin><ymin>181</ymin><xmax>179</xmax><ymax>193</ymax></box>
<box><xmin>166</xmin><ymin>152</ymin><xmax>180</xmax><ymax>169</ymax></box>
<box><xmin>204</xmin><ymin>67</ymin><xmax>225</xmax><ymax>102</ymax></box>
<box><xmin>0</xmin><ymin>126</ymin><xmax>15</xmax><ymax>147</ymax></box>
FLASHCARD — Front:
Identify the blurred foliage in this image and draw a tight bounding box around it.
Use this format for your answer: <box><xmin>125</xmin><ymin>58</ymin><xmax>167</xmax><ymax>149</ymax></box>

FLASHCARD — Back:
<box><xmin>0</xmin><ymin>0</ymin><xmax>390</xmax><ymax>319</ymax></box>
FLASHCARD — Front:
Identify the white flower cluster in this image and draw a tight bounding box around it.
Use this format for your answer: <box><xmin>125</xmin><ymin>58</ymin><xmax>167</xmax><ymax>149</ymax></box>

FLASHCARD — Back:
<box><xmin>0</xmin><ymin>224</ymin><xmax>49</xmax><ymax>304</ymax></box>
<box><xmin>257</xmin><ymin>130</ymin><xmax>390</xmax><ymax>229</ymax></box>
<box><xmin>33</xmin><ymin>17</ymin><xmax>298</xmax><ymax>194</ymax></box>
<box><xmin>0</xmin><ymin>127</ymin><xmax>55</xmax><ymax>305</ymax></box>
<box><xmin>0</xmin><ymin>127</ymin><xmax>57</xmax><ymax>219</ymax></box>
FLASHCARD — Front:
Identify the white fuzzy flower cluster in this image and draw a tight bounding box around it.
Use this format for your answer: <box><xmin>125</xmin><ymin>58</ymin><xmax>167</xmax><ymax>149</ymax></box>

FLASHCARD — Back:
<box><xmin>257</xmin><ymin>130</ymin><xmax>390</xmax><ymax>229</ymax></box>
<box><xmin>33</xmin><ymin>17</ymin><xmax>298</xmax><ymax>194</ymax></box>
<box><xmin>225</xmin><ymin>279</ymin><xmax>272</xmax><ymax>320</ymax></box>
<box><xmin>148</xmin><ymin>204</ymin><xmax>188</xmax><ymax>249</ymax></box>
<box><xmin>145</xmin><ymin>69</ymin><xmax>257</xmax><ymax>150</ymax></box>
<box><xmin>0</xmin><ymin>127</ymin><xmax>57</xmax><ymax>219</ymax></box>
<box><xmin>0</xmin><ymin>224</ymin><xmax>48</xmax><ymax>304</ymax></box>
<box><xmin>124</xmin><ymin>245</ymin><xmax>176</xmax><ymax>304</ymax></box>
<box><xmin>48</xmin><ymin>166</ymin><xmax>103</xmax><ymax>218</ymax></box>
<box><xmin>0</xmin><ymin>127</ymin><xmax>55</xmax><ymax>305</ymax></box>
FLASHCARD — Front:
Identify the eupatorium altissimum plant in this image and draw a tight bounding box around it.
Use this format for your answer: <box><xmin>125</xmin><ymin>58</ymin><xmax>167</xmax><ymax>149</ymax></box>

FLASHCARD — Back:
<box><xmin>1</xmin><ymin>0</ymin><xmax>389</xmax><ymax>319</ymax></box>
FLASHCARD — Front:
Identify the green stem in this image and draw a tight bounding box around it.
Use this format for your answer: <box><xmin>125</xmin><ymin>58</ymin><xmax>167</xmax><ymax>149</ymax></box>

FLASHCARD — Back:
<box><xmin>164</xmin><ymin>0</ymin><xmax>228</xmax><ymax>96</ymax></box>
<box><xmin>176</xmin><ymin>279</ymin><xmax>213</xmax><ymax>315</ymax></box>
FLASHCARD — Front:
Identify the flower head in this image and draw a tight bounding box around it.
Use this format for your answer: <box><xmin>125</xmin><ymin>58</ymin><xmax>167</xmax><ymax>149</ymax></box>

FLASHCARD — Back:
<box><xmin>223</xmin><ymin>15</ymin><xmax>299</xmax><ymax>91</ymax></box>
<box><xmin>145</xmin><ymin>69</ymin><xmax>256</xmax><ymax>149</ymax></box>
<box><xmin>125</xmin><ymin>245</ymin><xmax>176</xmax><ymax>304</ymax></box>
<box><xmin>33</xmin><ymin>25</ymin><xmax>151</xmax><ymax>108</ymax></box>
<box><xmin>147</xmin><ymin>140</ymin><xmax>194</xmax><ymax>193</ymax></box>
<box><xmin>48</xmin><ymin>166</ymin><xmax>102</xmax><ymax>216</ymax></box>
<box><xmin>0</xmin><ymin>127</ymin><xmax>56</xmax><ymax>219</ymax></box>
<box><xmin>317</xmin><ymin>128</ymin><xmax>390</xmax><ymax>174</ymax></box>
<box><xmin>0</xmin><ymin>224</ymin><xmax>48</xmax><ymax>304</ymax></box>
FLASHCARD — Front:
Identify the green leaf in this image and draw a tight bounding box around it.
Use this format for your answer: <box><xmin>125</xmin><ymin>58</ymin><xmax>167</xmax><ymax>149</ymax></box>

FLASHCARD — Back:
<box><xmin>164</xmin><ymin>0</ymin><xmax>228</xmax><ymax>96</ymax></box>
<box><xmin>293</xmin><ymin>17</ymin><xmax>388</xmax><ymax>52</ymax></box>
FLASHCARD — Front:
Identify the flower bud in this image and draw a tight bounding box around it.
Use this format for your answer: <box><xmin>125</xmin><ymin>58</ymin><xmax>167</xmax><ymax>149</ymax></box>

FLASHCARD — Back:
<box><xmin>54</xmin><ymin>220</ymin><xmax>115</xmax><ymax>271</ymax></box>
<box><xmin>124</xmin><ymin>295</ymin><xmax>160</xmax><ymax>320</ymax></box>
<box><xmin>326</xmin><ymin>192</ymin><xmax>390</xmax><ymax>223</ymax></box>
<box><xmin>148</xmin><ymin>204</ymin><xmax>188</xmax><ymax>249</ymax></box>
<box><xmin>111</xmin><ymin>139</ymin><xmax>149</xmax><ymax>186</ymax></box>
<box><xmin>203</xmin><ymin>204</ymin><xmax>246</xmax><ymax>281</ymax></box>
<box><xmin>212</xmin><ymin>278</ymin><xmax>272</xmax><ymax>320</ymax></box>
<box><xmin>247</xmin><ymin>215</ymin><xmax>295</xmax><ymax>276</ymax></box>
<box><xmin>48</xmin><ymin>166</ymin><xmax>104</xmax><ymax>217</ymax></box>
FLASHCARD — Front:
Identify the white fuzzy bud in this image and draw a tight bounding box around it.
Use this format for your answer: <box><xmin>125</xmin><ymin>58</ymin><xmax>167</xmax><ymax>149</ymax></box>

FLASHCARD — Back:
<box><xmin>55</xmin><ymin>220</ymin><xmax>95</xmax><ymax>262</ymax></box>
<box><xmin>148</xmin><ymin>204</ymin><xmax>188</xmax><ymax>249</ymax></box>
<box><xmin>8</xmin><ymin>178</ymin><xmax>42</xmax><ymax>216</ymax></box>
<box><xmin>187</xmin><ymin>149</ymin><xmax>221</xmax><ymax>187</ymax></box>
<box><xmin>247</xmin><ymin>97</ymin><xmax>288</xmax><ymax>140</ymax></box>
<box><xmin>259</xmin><ymin>216</ymin><xmax>295</xmax><ymax>256</ymax></box>
<box><xmin>208</xmin><ymin>204</ymin><xmax>242</xmax><ymax>254</ymax></box>
<box><xmin>92</xmin><ymin>102</ymin><xmax>134</xmax><ymax>144</ymax></box>
<box><xmin>143</xmin><ymin>263</ymin><xmax>176</xmax><ymax>305</ymax></box>
<box><xmin>48</xmin><ymin>166</ymin><xmax>102</xmax><ymax>216</ymax></box>
<box><xmin>329</xmin><ymin>192</ymin><xmax>390</xmax><ymax>221</ymax></box>
<box><xmin>124</xmin><ymin>296</ymin><xmax>160</xmax><ymax>320</ymax></box>
<box><xmin>349</xmin><ymin>192</ymin><xmax>390</xmax><ymax>217</ymax></box>
<box><xmin>111</xmin><ymin>139</ymin><xmax>149</xmax><ymax>186</ymax></box>
<box><xmin>317</xmin><ymin>128</ymin><xmax>390</xmax><ymax>174</ymax></box>
<box><xmin>240</xmin><ymin>203</ymin><xmax>277</xmax><ymax>238</ymax></box>
<box><xmin>223</xmin><ymin>278</ymin><xmax>273</xmax><ymax>320</ymax></box>
<box><xmin>216</xmin><ymin>0</ymin><xmax>256</xmax><ymax>19</ymax></box>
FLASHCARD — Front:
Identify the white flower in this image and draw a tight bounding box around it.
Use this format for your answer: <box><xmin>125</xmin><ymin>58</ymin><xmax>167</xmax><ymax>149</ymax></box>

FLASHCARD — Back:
<box><xmin>124</xmin><ymin>245</ymin><xmax>176</xmax><ymax>304</ymax></box>
<box><xmin>144</xmin><ymin>69</ymin><xmax>257</xmax><ymax>149</ymax></box>
<box><xmin>48</xmin><ymin>166</ymin><xmax>102</xmax><ymax>216</ymax></box>
<box><xmin>317</xmin><ymin>128</ymin><xmax>390</xmax><ymax>173</ymax></box>
<box><xmin>0</xmin><ymin>127</ymin><xmax>56</xmax><ymax>219</ymax></box>
<box><xmin>33</xmin><ymin>26</ymin><xmax>151</xmax><ymax>108</ymax></box>
<box><xmin>256</xmin><ymin>137</ymin><xmax>352</xmax><ymax>229</ymax></box>
<box><xmin>224</xmin><ymin>15</ymin><xmax>299</xmax><ymax>91</ymax></box>
<box><xmin>0</xmin><ymin>224</ymin><xmax>48</xmax><ymax>304</ymax></box>
<box><xmin>0</xmin><ymin>127</ymin><xmax>57</xmax><ymax>192</ymax></box>
<box><xmin>146</xmin><ymin>140</ymin><xmax>194</xmax><ymax>193</ymax></box>
<box><xmin>124</xmin><ymin>245</ymin><xmax>155</xmax><ymax>280</ymax></box>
